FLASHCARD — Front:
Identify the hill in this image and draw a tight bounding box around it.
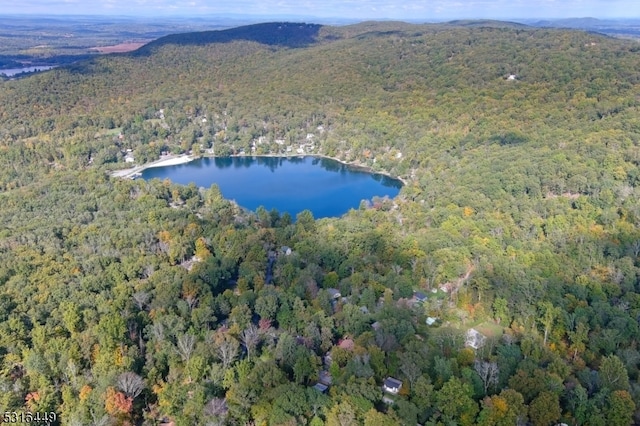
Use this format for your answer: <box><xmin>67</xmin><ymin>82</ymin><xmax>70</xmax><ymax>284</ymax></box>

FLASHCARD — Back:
<box><xmin>1</xmin><ymin>20</ymin><xmax>640</xmax><ymax>425</ymax></box>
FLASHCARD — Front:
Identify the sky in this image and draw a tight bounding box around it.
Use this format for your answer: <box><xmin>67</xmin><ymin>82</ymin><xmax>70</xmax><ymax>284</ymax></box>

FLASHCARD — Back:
<box><xmin>1</xmin><ymin>0</ymin><xmax>638</xmax><ymax>20</ymax></box>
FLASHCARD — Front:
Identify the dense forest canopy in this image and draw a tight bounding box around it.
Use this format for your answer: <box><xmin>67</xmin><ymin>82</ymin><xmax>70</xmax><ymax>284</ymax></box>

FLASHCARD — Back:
<box><xmin>1</xmin><ymin>20</ymin><xmax>640</xmax><ymax>425</ymax></box>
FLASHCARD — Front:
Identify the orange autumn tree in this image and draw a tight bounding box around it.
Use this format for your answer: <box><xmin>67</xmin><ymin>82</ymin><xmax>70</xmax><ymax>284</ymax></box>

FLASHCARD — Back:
<box><xmin>105</xmin><ymin>387</ymin><xmax>133</xmax><ymax>416</ymax></box>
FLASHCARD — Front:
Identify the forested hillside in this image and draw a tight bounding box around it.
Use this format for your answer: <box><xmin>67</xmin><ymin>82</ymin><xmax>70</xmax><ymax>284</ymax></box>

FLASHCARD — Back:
<box><xmin>1</xmin><ymin>21</ymin><xmax>640</xmax><ymax>425</ymax></box>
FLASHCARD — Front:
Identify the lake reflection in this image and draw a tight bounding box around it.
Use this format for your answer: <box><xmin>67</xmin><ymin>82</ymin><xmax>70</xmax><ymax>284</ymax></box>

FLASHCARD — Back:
<box><xmin>141</xmin><ymin>156</ymin><xmax>403</xmax><ymax>218</ymax></box>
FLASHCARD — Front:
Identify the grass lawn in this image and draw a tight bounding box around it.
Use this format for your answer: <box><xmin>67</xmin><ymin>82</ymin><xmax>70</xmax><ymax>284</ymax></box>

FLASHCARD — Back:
<box><xmin>472</xmin><ymin>321</ymin><xmax>505</xmax><ymax>338</ymax></box>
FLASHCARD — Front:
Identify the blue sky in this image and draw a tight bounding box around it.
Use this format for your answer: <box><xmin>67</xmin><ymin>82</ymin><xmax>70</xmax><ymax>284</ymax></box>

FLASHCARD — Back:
<box><xmin>2</xmin><ymin>0</ymin><xmax>637</xmax><ymax>20</ymax></box>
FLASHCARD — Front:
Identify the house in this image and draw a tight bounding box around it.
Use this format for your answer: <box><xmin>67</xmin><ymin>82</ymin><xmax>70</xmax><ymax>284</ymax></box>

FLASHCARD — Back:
<box><xmin>281</xmin><ymin>246</ymin><xmax>292</xmax><ymax>256</ymax></box>
<box><xmin>327</xmin><ymin>288</ymin><xmax>341</xmax><ymax>300</ymax></box>
<box><xmin>124</xmin><ymin>155</ymin><xmax>135</xmax><ymax>163</ymax></box>
<box><xmin>413</xmin><ymin>291</ymin><xmax>428</xmax><ymax>304</ymax></box>
<box><xmin>426</xmin><ymin>317</ymin><xmax>438</xmax><ymax>326</ymax></box>
<box><xmin>507</xmin><ymin>74</ymin><xmax>517</xmax><ymax>81</ymax></box>
<box><xmin>312</xmin><ymin>383</ymin><xmax>328</xmax><ymax>393</ymax></box>
<box><xmin>338</xmin><ymin>338</ymin><xmax>354</xmax><ymax>351</ymax></box>
<box><xmin>371</xmin><ymin>321</ymin><xmax>381</xmax><ymax>331</ymax></box>
<box><xmin>465</xmin><ymin>328</ymin><xmax>486</xmax><ymax>349</ymax></box>
<box><xmin>318</xmin><ymin>370</ymin><xmax>332</xmax><ymax>385</ymax></box>
<box><xmin>383</xmin><ymin>377</ymin><xmax>403</xmax><ymax>394</ymax></box>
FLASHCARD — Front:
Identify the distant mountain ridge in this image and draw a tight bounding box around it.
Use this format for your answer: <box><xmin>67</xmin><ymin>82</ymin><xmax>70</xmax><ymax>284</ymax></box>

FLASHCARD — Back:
<box><xmin>523</xmin><ymin>17</ymin><xmax>640</xmax><ymax>37</ymax></box>
<box><xmin>137</xmin><ymin>21</ymin><xmax>325</xmax><ymax>52</ymax></box>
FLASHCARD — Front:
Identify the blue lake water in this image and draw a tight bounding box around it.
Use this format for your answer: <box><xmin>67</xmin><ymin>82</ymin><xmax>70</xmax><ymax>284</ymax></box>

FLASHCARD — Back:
<box><xmin>0</xmin><ymin>65</ymin><xmax>57</xmax><ymax>77</ymax></box>
<box><xmin>141</xmin><ymin>156</ymin><xmax>403</xmax><ymax>218</ymax></box>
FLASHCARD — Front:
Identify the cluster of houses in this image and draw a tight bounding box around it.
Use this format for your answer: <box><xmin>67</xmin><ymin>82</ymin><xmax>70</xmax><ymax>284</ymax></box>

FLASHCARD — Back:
<box><xmin>311</xmin><ymin>347</ymin><xmax>404</xmax><ymax>402</ymax></box>
<box><xmin>308</xmin><ymin>286</ymin><xmax>488</xmax><ymax>404</ymax></box>
<box><xmin>247</xmin><ymin>131</ymin><xmax>318</xmax><ymax>156</ymax></box>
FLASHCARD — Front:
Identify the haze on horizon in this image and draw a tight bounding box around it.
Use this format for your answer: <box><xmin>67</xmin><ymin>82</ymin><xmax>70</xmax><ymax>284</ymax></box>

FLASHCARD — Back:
<box><xmin>2</xmin><ymin>0</ymin><xmax>638</xmax><ymax>21</ymax></box>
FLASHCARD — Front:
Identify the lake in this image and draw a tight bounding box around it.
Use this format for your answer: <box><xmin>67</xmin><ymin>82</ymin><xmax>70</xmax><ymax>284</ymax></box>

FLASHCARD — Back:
<box><xmin>141</xmin><ymin>156</ymin><xmax>403</xmax><ymax>218</ymax></box>
<box><xmin>0</xmin><ymin>65</ymin><xmax>57</xmax><ymax>77</ymax></box>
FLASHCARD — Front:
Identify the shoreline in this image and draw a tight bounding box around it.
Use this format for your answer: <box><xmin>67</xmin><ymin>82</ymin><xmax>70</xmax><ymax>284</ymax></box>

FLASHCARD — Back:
<box><xmin>226</xmin><ymin>152</ymin><xmax>408</xmax><ymax>186</ymax></box>
<box><xmin>110</xmin><ymin>152</ymin><xmax>407</xmax><ymax>186</ymax></box>
<box><xmin>110</xmin><ymin>154</ymin><xmax>195</xmax><ymax>178</ymax></box>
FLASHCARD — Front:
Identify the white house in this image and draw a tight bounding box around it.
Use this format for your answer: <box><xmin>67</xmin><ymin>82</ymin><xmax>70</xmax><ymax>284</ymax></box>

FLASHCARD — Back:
<box><xmin>465</xmin><ymin>328</ymin><xmax>486</xmax><ymax>349</ymax></box>
<box><xmin>383</xmin><ymin>377</ymin><xmax>403</xmax><ymax>394</ymax></box>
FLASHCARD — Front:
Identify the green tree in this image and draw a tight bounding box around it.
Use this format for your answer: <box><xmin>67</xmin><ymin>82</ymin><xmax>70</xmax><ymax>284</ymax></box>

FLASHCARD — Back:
<box><xmin>529</xmin><ymin>391</ymin><xmax>561</xmax><ymax>426</ymax></box>
<box><xmin>599</xmin><ymin>355</ymin><xmax>630</xmax><ymax>392</ymax></box>
<box><xmin>604</xmin><ymin>390</ymin><xmax>635</xmax><ymax>426</ymax></box>
<box><xmin>434</xmin><ymin>377</ymin><xmax>479</xmax><ymax>426</ymax></box>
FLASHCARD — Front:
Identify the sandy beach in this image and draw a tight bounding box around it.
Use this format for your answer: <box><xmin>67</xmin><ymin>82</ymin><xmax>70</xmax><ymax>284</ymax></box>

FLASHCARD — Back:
<box><xmin>110</xmin><ymin>154</ymin><xmax>194</xmax><ymax>178</ymax></box>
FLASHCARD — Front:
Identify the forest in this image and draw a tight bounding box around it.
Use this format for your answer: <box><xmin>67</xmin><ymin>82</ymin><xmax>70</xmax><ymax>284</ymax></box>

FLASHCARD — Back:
<box><xmin>1</xmin><ymin>20</ymin><xmax>640</xmax><ymax>425</ymax></box>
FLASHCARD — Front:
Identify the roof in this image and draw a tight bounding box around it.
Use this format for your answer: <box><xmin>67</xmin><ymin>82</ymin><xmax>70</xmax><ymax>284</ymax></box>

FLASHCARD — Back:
<box><xmin>384</xmin><ymin>377</ymin><xmax>402</xmax><ymax>389</ymax></box>
<box><xmin>327</xmin><ymin>288</ymin><xmax>341</xmax><ymax>298</ymax></box>
<box><xmin>313</xmin><ymin>383</ymin><xmax>329</xmax><ymax>393</ymax></box>
<box><xmin>465</xmin><ymin>328</ymin><xmax>486</xmax><ymax>349</ymax></box>
<box><xmin>338</xmin><ymin>338</ymin><xmax>354</xmax><ymax>351</ymax></box>
<box><xmin>319</xmin><ymin>370</ymin><xmax>332</xmax><ymax>385</ymax></box>
<box><xmin>414</xmin><ymin>291</ymin><xmax>428</xmax><ymax>301</ymax></box>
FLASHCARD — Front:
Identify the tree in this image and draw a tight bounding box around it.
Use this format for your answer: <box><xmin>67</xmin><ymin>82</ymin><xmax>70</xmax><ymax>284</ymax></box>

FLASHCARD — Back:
<box><xmin>393</xmin><ymin>399</ymin><xmax>419</xmax><ymax>426</ymax></box>
<box><xmin>568</xmin><ymin>321</ymin><xmax>589</xmax><ymax>360</ymax></box>
<box><xmin>363</xmin><ymin>408</ymin><xmax>398</xmax><ymax>426</ymax></box>
<box><xmin>537</xmin><ymin>301</ymin><xmax>560</xmax><ymax>346</ymax></box>
<box><xmin>296</xmin><ymin>210</ymin><xmax>316</xmax><ymax>234</ymax></box>
<box><xmin>528</xmin><ymin>391</ymin><xmax>560</xmax><ymax>426</ymax></box>
<box><xmin>204</xmin><ymin>397</ymin><xmax>229</xmax><ymax>426</ymax></box>
<box><xmin>255</xmin><ymin>291</ymin><xmax>279</xmax><ymax>320</ymax></box>
<box><xmin>400</xmin><ymin>351</ymin><xmax>424</xmax><ymax>389</ymax></box>
<box><xmin>477</xmin><ymin>389</ymin><xmax>527</xmax><ymax>426</ymax></box>
<box><xmin>604</xmin><ymin>390</ymin><xmax>635</xmax><ymax>426</ymax></box>
<box><xmin>410</xmin><ymin>375</ymin><xmax>435</xmax><ymax>423</ymax></box>
<box><xmin>293</xmin><ymin>346</ymin><xmax>317</xmax><ymax>385</ymax></box>
<box><xmin>599</xmin><ymin>354</ymin><xmax>630</xmax><ymax>392</ymax></box>
<box><xmin>474</xmin><ymin>360</ymin><xmax>499</xmax><ymax>395</ymax></box>
<box><xmin>240</xmin><ymin>324</ymin><xmax>261</xmax><ymax>360</ymax></box>
<box><xmin>116</xmin><ymin>372</ymin><xmax>145</xmax><ymax>399</ymax></box>
<box><xmin>176</xmin><ymin>333</ymin><xmax>196</xmax><ymax>363</ymax></box>
<box><xmin>215</xmin><ymin>333</ymin><xmax>240</xmax><ymax>369</ymax></box>
<box><xmin>104</xmin><ymin>387</ymin><xmax>133</xmax><ymax>417</ymax></box>
<box><xmin>326</xmin><ymin>400</ymin><xmax>358</xmax><ymax>426</ymax></box>
<box><xmin>434</xmin><ymin>377</ymin><xmax>479</xmax><ymax>426</ymax></box>
<box><xmin>492</xmin><ymin>297</ymin><xmax>509</xmax><ymax>324</ymax></box>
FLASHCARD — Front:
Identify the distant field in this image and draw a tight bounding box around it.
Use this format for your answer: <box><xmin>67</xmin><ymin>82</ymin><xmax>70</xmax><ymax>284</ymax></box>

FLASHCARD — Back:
<box><xmin>89</xmin><ymin>42</ymin><xmax>150</xmax><ymax>53</ymax></box>
<box><xmin>0</xmin><ymin>15</ymin><xmax>239</xmax><ymax>67</ymax></box>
